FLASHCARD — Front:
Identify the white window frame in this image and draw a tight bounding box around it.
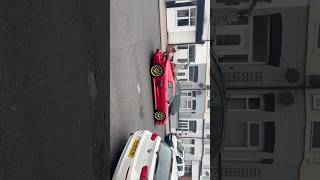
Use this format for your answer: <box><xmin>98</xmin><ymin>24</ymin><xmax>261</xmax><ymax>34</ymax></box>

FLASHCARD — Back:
<box><xmin>176</xmin><ymin>0</ymin><xmax>193</xmax><ymax>3</ymax></box>
<box><xmin>213</xmin><ymin>0</ymin><xmax>271</xmax><ymax>9</ymax></box>
<box><xmin>224</xmin><ymin>122</ymin><xmax>263</xmax><ymax>151</ymax></box>
<box><xmin>175</xmin><ymin>44</ymin><xmax>195</xmax><ymax>65</ymax></box>
<box><xmin>311</xmin><ymin>121</ymin><xmax>320</xmax><ymax>150</ymax></box>
<box><xmin>214</xmin><ymin>16</ymin><xmax>270</xmax><ymax>65</ymax></box>
<box><xmin>176</xmin><ymin>8</ymin><xmax>196</xmax><ymax>27</ymax></box>
<box><xmin>180</xmin><ymin>90</ymin><xmax>194</xmax><ymax>97</ymax></box>
<box><xmin>314</xmin><ymin>22</ymin><xmax>320</xmax><ymax>52</ymax></box>
<box><xmin>312</xmin><ymin>95</ymin><xmax>320</xmax><ymax>110</ymax></box>
<box><xmin>226</xmin><ymin>95</ymin><xmax>264</xmax><ymax>111</ymax></box>
<box><xmin>180</xmin><ymin>99</ymin><xmax>193</xmax><ymax>109</ymax></box>
<box><xmin>180</xmin><ymin>97</ymin><xmax>196</xmax><ymax>112</ymax></box>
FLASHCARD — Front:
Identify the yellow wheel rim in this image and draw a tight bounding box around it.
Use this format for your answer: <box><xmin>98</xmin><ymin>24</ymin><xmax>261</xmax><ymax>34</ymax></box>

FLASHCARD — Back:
<box><xmin>155</xmin><ymin>111</ymin><xmax>165</xmax><ymax>120</ymax></box>
<box><xmin>151</xmin><ymin>65</ymin><xmax>163</xmax><ymax>77</ymax></box>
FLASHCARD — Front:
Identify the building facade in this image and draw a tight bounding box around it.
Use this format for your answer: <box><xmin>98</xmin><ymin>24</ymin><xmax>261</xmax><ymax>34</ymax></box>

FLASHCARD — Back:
<box><xmin>166</xmin><ymin>0</ymin><xmax>210</xmax><ymax>44</ymax></box>
<box><xmin>299</xmin><ymin>0</ymin><xmax>320</xmax><ymax>179</ymax></box>
<box><xmin>212</xmin><ymin>0</ymin><xmax>308</xmax><ymax>179</ymax></box>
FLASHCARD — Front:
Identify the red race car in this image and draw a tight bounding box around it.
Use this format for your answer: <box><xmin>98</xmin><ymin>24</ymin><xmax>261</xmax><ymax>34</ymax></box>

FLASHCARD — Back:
<box><xmin>150</xmin><ymin>49</ymin><xmax>177</xmax><ymax>125</ymax></box>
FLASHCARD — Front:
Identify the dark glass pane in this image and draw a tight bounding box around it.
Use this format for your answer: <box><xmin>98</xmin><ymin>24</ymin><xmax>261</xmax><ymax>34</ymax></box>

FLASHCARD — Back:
<box><xmin>189</xmin><ymin>121</ymin><xmax>197</xmax><ymax>132</ymax></box>
<box><xmin>190</xmin><ymin>18</ymin><xmax>196</xmax><ymax>26</ymax></box>
<box><xmin>250</xmin><ymin>124</ymin><xmax>260</xmax><ymax>147</ymax></box>
<box><xmin>176</xmin><ymin>156</ymin><xmax>182</xmax><ymax>164</ymax></box>
<box><xmin>177</xmin><ymin>45</ymin><xmax>188</xmax><ymax>49</ymax></box>
<box><xmin>177</xmin><ymin>59</ymin><xmax>188</xmax><ymax>63</ymax></box>
<box><xmin>190</xmin><ymin>8</ymin><xmax>196</xmax><ymax>17</ymax></box>
<box><xmin>318</xmin><ymin>26</ymin><xmax>320</xmax><ymax>48</ymax></box>
<box><xmin>216</xmin><ymin>35</ymin><xmax>241</xmax><ymax>45</ymax></box>
<box><xmin>192</xmin><ymin>100</ymin><xmax>196</xmax><ymax>110</ymax></box>
<box><xmin>248</xmin><ymin>98</ymin><xmax>260</xmax><ymax>109</ymax></box>
<box><xmin>227</xmin><ymin>98</ymin><xmax>246</xmax><ymax>109</ymax></box>
<box><xmin>312</xmin><ymin>122</ymin><xmax>320</xmax><ymax>148</ymax></box>
<box><xmin>177</xmin><ymin>10</ymin><xmax>189</xmax><ymax>17</ymax></box>
<box><xmin>178</xmin><ymin>19</ymin><xmax>189</xmax><ymax>26</ymax></box>
<box><xmin>189</xmin><ymin>45</ymin><xmax>196</xmax><ymax>62</ymax></box>
<box><xmin>253</xmin><ymin>15</ymin><xmax>270</xmax><ymax>62</ymax></box>
<box><xmin>220</xmin><ymin>55</ymin><xmax>248</xmax><ymax>63</ymax></box>
<box><xmin>188</xmin><ymin>66</ymin><xmax>198</xmax><ymax>82</ymax></box>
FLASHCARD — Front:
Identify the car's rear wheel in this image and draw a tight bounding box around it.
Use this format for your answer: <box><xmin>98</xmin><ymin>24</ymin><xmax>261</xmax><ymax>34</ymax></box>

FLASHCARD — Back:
<box><xmin>154</xmin><ymin>110</ymin><xmax>166</xmax><ymax>121</ymax></box>
<box><xmin>151</xmin><ymin>64</ymin><xmax>164</xmax><ymax>77</ymax></box>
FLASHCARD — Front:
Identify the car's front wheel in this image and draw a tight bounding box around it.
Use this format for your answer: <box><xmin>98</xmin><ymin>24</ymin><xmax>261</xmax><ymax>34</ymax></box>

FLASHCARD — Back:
<box><xmin>151</xmin><ymin>64</ymin><xmax>164</xmax><ymax>77</ymax></box>
<box><xmin>154</xmin><ymin>110</ymin><xmax>166</xmax><ymax>121</ymax></box>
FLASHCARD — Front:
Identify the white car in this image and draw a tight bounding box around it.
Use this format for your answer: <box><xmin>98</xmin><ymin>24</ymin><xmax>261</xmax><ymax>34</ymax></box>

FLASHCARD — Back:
<box><xmin>112</xmin><ymin>130</ymin><xmax>179</xmax><ymax>180</ymax></box>
<box><xmin>164</xmin><ymin>134</ymin><xmax>185</xmax><ymax>176</ymax></box>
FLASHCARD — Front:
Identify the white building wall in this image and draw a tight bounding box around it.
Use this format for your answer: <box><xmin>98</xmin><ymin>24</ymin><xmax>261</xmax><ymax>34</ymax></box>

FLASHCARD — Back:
<box><xmin>192</xmin><ymin>161</ymin><xmax>200</xmax><ymax>180</ymax></box>
<box><xmin>184</xmin><ymin>138</ymin><xmax>202</xmax><ymax>161</ymax></box>
<box><xmin>167</xmin><ymin>6</ymin><xmax>197</xmax><ymax>44</ymax></box>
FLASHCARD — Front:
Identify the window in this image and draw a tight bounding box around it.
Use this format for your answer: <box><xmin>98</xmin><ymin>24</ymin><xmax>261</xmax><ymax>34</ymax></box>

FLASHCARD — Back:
<box><xmin>253</xmin><ymin>15</ymin><xmax>270</xmax><ymax>63</ymax></box>
<box><xmin>176</xmin><ymin>156</ymin><xmax>183</xmax><ymax>164</ymax></box>
<box><xmin>189</xmin><ymin>66</ymin><xmax>198</xmax><ymax>82</ymax></box>
<box><xmin>177</xmin><ymin>8</ymin><xmax>196</xmax><ymax>26</ymax></box>
<box><xmin>181</xmin><ymin>91</ymin><xmax>196</xmax><ymax>97</ymax></box>
<box><xmin>185</xmin><ymin>165</ymin><xmax>192</xmax><ymax>176</ymax></box>
<box><xmin>176</xmin><ymin>45</ymin><xmax>195</xmax><ymax>63</ymax></box>
<box><xmin>177</xmin><ymin>59</ymin><xmax>188</xmax><ymax>63</ymax></box>
<box><xmin>207</xmin><ymin>99</ymin><xmax>210</xmax><ymax>108</ymax></box>
<box><xmin>180</xmin><ymin>99</ymin><xmax>196</xmax><ymax>111</ymax></box>
<box><xmin>312</xmin><ymin>122</ymin><xmax>320</xmax><ymax>149</ymax></box>
<box><xmin>177</xmin><ymin>45</ymin><xmax>188</xmax><ymax>49</ymax></box>
<box><xmin>205</xmin><ymin>148</ymin><xmax>210</xmax><ymax>154</ymax></box>
<box><xmin>183</xmin><ymin>138</ymin><xmax>195</xmax><ymax>144</ymax></box>
<box><xmin>181</xmin><ymin>100</ymin><xmax>192</xmax><ymax>109</ymax></box>
<box><xmin>216</xmin><ymin>34</ymin><xmax>241</xmax><ymax>46</ymax></box>
<box><xmin>177</xmin><ymin>72</ymin><xmax>185</xmax><ymax>76</ymax></box>
<box><xmin>224</xmin><ymin>121</ymin><xmax>263</xmax><ymax>150</ymax></box>
<box><xmin>185</xmin><ymin>147</ymin><xmax>195</xmax><ymax>154</ymax></box>
<box><xmin>227</xmin><ymin>96</ymin><xmax>263</xmax><ymax>111</ymax></box>
<box><xmin>313</xmin><ymin>95</ymin><xmax>320</xmax><ymax>110</ymax></box>
<box><xmin>315</xmin><ymin>23</ymin><xmax>320</xmax><ymax>50</ymax></box>
<box><xmin>189</xmin><ymin>45</ymin><xmax>196</xmax><ymax>62</ymax></box>
<box><xmin>189</xmin><ymin>120</ymin><xmax>197</xmax><ymax>132</ymax></box>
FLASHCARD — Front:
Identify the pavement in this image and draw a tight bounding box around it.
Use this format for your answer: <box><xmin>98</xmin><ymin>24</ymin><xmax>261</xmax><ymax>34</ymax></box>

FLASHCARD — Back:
<box><xmin>159</xmin><ymin>0</ymin><xmax>168</xmax><ymax>51</ymax></box>
<box><xmin>159</xmin><ymin>0</ymin><xmax>172</xmax><ymax>136</ymax></box>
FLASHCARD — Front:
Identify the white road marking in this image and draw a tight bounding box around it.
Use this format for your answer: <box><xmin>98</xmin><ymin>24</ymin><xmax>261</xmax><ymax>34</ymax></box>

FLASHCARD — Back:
<box><xmin>137</xmin><ymin>84</ymin><xmax>141</xmax><ymax>94</ymax></box>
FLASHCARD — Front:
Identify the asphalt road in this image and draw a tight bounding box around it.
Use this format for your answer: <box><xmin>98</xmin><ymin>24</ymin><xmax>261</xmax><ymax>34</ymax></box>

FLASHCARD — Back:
<box><xmin>0</xmin><ymin>0</ymin><xmax>108</xmax><ymax>180</ymax></box>
<box><xmin>110</xmin><ymin>0</ymin><xmax>166</xmax><ymax>177</ymax></box>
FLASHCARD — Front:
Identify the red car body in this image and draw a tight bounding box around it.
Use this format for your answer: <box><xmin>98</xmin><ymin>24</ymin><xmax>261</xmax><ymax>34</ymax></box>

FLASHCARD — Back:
<box><xmin>151</xmin><ymin>49</ymin><xmax>177</xmax><ymax>126</ymax></box>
